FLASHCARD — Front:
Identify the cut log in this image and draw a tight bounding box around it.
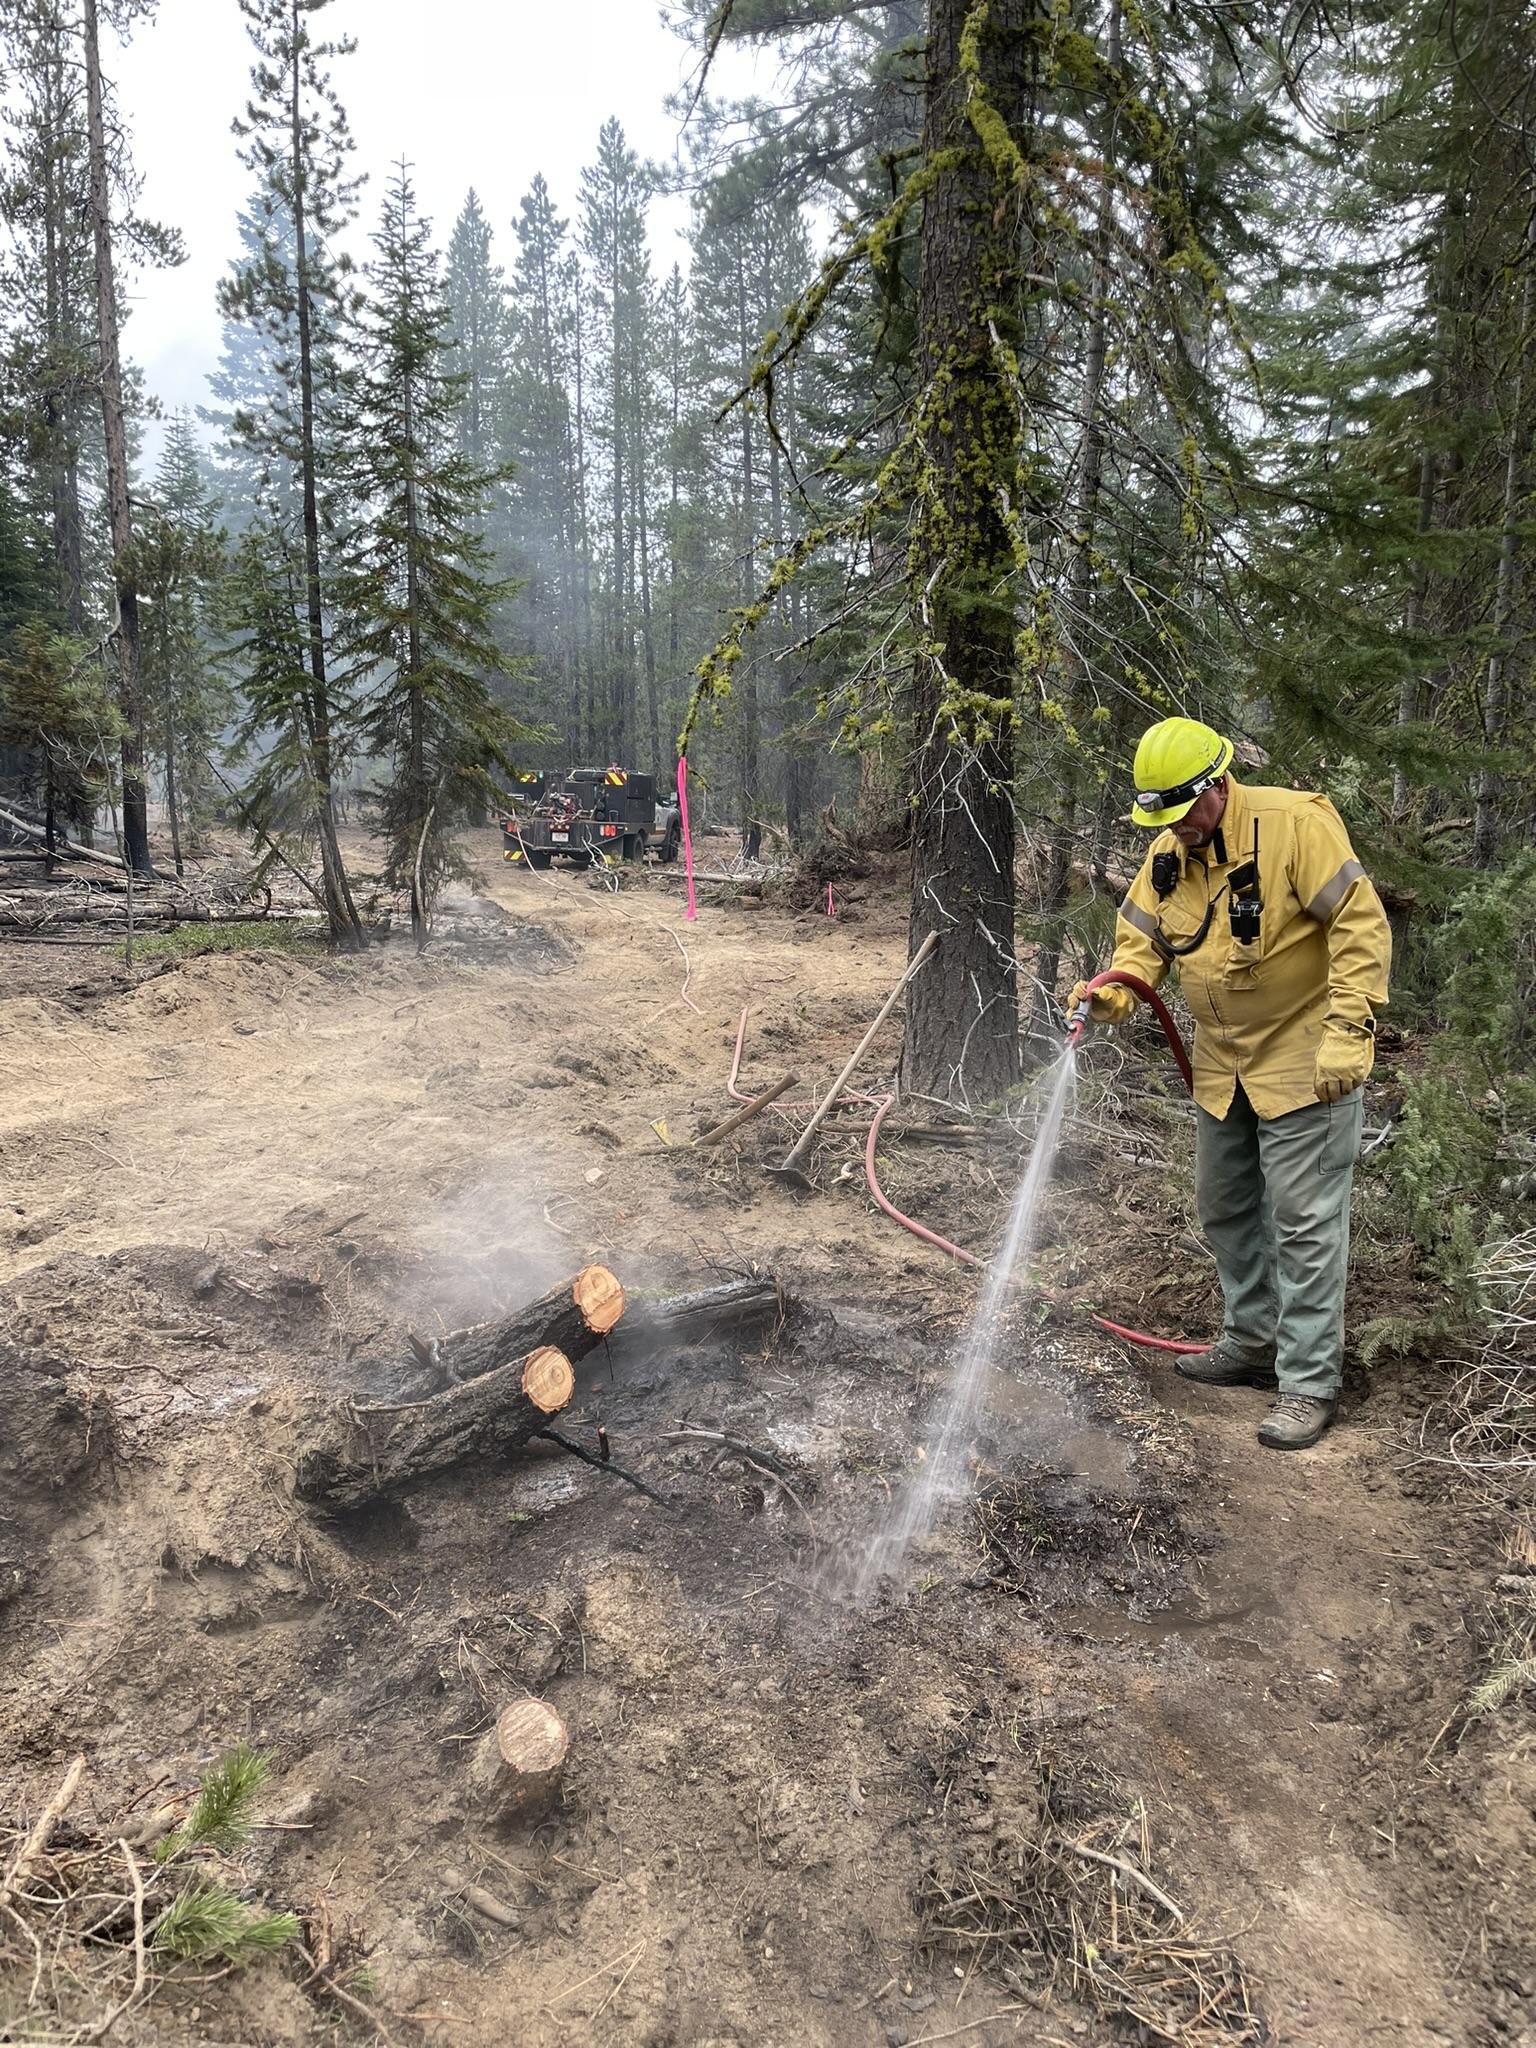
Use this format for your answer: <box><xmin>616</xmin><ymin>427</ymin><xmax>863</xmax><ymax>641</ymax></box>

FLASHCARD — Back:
<box><xmin>295</xmin><ymin>1342</ymin><xmax>579</xmax><ymax>1509</ymax></box>
<box><xmin>0</xmin><ymin>908</ymin><xmax>286</xmax><ymax>931</ymax></box>
<box><xmin>622</xmin><ymin>1276</ymin><xmax>783</xmax><ymax>1344</ymax></box>
<box><xmin>437</xmin><ymin>1262</ymin><xmax>625</xmax><ymax>1383</ymax></box>
<box><xmin>294</xmin><ymin>1265</ymin><xmax>624</xmax><ymax>1510</ymax></box>
<box><xmin>292</xmin><ymin>1268</ymin><xmax>787</xmax><ymax>1513</ymax></box>
<box><xmin>519</xmin><ymin>1346</ymin><xmax>575</xmax><ymax>1412</ymax></box>
<box><xmin>468</xmin><ymin>1699</ymin><xmax>569</xmax><ymax>1826</ymax></box>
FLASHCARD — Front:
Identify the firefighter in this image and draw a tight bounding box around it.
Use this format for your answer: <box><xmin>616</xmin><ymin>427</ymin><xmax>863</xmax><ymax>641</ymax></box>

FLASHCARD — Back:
<box><xmin>1069</xmin><ymin>718</ymin><xmax>1392</xmax><ymax>1451</ymax></box>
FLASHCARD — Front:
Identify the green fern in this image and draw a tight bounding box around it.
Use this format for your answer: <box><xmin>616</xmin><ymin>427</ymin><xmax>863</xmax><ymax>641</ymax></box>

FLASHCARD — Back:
<box><xmin>153</xmin><ymin>1878</ymin><xmax>299</xmax><ymax>1964</ymax></box>
<box><xmin>1468</xmin><ymin>1655</ymin><xmax>1536</xmax><ymax>1717</ymax></box>
<box><xmin>156</xmin><ymin>1743</ymin><xmax>273</xmax><ymax>1862</ymax></box>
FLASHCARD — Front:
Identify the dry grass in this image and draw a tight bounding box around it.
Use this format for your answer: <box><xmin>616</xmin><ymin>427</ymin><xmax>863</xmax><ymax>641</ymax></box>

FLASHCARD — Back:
<box><xmin>1418</xmin><ymin>1229</ymin><xmax>1536</xmax><ymax>1485</ymax></box>
<box><xmin>916</xmin><ymin>1752</ymin><xmax>1263</xmax><ymax>2047</ymax></box>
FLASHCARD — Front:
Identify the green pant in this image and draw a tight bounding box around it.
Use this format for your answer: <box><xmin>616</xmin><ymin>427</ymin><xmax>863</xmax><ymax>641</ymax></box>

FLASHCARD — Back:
<box><xmin>1194</xmin><ymin>1081</ymin><xmax>1363</xmax><ymax>1401</ymax></box>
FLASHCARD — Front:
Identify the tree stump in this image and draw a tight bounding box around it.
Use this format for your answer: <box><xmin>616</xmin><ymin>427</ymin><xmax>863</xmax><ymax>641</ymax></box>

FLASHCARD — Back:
<box><xmin>468</xmin><ymin>1699</ymin><xmax>569</xmax><ymax>1825</ymax></box>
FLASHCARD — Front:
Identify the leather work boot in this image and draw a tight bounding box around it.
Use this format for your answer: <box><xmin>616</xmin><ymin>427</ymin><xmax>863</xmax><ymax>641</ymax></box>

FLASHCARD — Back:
<box><xmin>1257</xmin><ymin>1394</ymin><xmax>1336</xmax><ymax>1451</ymax></box>
<box><xmin>1176</xmin><ymin>1342</ymin><xmax>1278</xmax><ymax>1390</ymax></box>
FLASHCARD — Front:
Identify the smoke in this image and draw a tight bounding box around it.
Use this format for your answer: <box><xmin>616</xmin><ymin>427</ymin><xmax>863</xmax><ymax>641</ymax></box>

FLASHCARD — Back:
<box><xmin>406</xmin><ymin>1167</ymin><xmax>580</xmax><ymax>1335</ymax></box>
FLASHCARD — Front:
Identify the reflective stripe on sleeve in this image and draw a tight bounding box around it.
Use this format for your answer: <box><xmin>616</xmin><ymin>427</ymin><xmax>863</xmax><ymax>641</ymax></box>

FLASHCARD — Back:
<box><xmin>1119</xmin><ymin>897</ymin><xmax>1159</xmax><ymax>940</ymax></box>
<box><xmin>1304</xmin><ymin>859</ymin><xmax>1366</xmax><ymax>923</ymax></box>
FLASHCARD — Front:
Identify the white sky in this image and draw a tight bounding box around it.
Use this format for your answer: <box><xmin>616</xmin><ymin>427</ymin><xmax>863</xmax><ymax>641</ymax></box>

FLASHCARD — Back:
<box><xmin>111</xmin><ymin>0</ymin><xmax>768</xmax><ymax>430</ymax></box>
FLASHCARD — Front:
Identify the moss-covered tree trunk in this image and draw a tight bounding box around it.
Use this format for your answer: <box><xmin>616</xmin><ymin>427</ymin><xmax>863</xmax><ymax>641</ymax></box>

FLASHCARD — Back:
<box><xmin>900</xmin><ymin>0</ymin><xmax>1029</xmax><ymax>1108</ymax></box>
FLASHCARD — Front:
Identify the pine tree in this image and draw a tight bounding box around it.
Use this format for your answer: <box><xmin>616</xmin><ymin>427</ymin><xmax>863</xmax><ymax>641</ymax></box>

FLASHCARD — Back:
<box><xmin>504</xmin><ymin>174</ymin><xmax>581</xmax><ymax>749</ymax></box>
<box><xmin>341</xmin><ymin>163</ymin><xmax>530</xmax><ymax>945</ymax></box>
<box><xmin>221</xmin><ymin>0</ymin><xmax>366</xmax><ymax>946</ymax></box>
<box><xmin>0</xmin><ymin>4</ymin><xmax>98</xmax><ymax>636</ymax></box>
<box><xmin>444</xmin><ymin>189</ymin><xmax>506</xmax><ymax>472</ymax></box>
<box><xmin>0</xmin><ymin>469</ymin><xmax>109</xmax><ymax>855</ymax></box>
<box><xmin>203</xmin><ymin>196</ymin><xmax>302</xmax><ymax>533</ymax></box>
<box><xmin>1241</xmin><ymin>0</ymin><xmax>1536</xmax><ymax>873</ymax></box>
<box><xmin>579</xmin><ymin>119</ymin><xmax>652</xmax><ymax>761</ymax></box>
<box><xmin>137</xmin><ymin>411</ymin><xmax>227</xmax><ymax>873</ymax></box>
<box><xmin>80</xmin><ymin>0</ymin><xmax>183</xmax><ymax>877</ymax></box>
<box><xmin>678</xmin><ymin>0</ymin><xmax>1261</xmax><ymax>1098</ymax></box>
<box><xmin>0</xmin><ymin>618</ymin><xmax>116</xmax><ymax>857</ymax></box>
<box><xmin>688</xmin><ymin>163</ymin><xmax>817</xmax><ymax>841</ymax></box>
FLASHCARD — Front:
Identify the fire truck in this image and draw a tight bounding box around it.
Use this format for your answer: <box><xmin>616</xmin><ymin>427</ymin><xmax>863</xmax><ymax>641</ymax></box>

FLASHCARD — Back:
<box><xmin>502</xmin><ymin>767</ymin><xmax>681</xmax><ymax>870</ymax></box>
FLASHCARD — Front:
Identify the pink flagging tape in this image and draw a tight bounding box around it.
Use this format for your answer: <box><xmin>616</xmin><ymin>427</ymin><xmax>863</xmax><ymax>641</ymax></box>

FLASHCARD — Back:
<box><xmin>826</xmin><ymin>882</ymin><xmax>836</xmax><ymax>916</ymax></box>
<box><xmin>677</xmin><ymin>755</ymin><xmax>697</xmax><ymax>921</ymax></box>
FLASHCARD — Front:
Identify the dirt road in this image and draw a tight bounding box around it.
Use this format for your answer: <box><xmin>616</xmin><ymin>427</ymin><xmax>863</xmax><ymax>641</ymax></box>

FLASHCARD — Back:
<box><xmin>0</xmin><ymin>833</ymin><xmax>1528</xmax><ymax>2047</ymax></box>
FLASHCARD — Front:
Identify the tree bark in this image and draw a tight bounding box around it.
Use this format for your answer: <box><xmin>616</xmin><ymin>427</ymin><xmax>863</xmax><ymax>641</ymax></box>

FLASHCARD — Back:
<box><xmin>1473</xmin><ymin>254</ymin><xmax>1532</xmax><ymax>867</ymax></box>
<box><xmin>287</xmin><ymin>5</ymin><xmax>364</xmax><ymax>949</ymax></box>
<box><xmin>901</xmin><ymin>0</ymin><xmax>1029</xmax><ymax>1108</ymax></box>
<box><xmin>403</xmin><ymin>362</ymin><xmax>429</xmax><ymax>946</ymax></box>
<box><xmin>634</xmin><ymin>333</ymin><xmax>662</xmax><ymax>775</ymax></box>
<box><xmin>41</xmin><ymin>24</ymin><xmax>87</xmax><ymax>637</ymax></box>
<box><xmin>163</xmin><ymin>701</ymin><xmax>185</xmax><ymax>879</ymax></box>
<box><xmin>81</xmin><ymin>0</ymin><xmax>152</xmax><ymax>880</ymax></box>
<box><xmin>735</xmin><ymin>235</ymin><xmax>760</xmax><ymax>831</ymax></box>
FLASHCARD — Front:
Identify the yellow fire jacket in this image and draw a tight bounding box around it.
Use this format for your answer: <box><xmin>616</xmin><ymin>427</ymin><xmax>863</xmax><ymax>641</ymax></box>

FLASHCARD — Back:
<box><xmin>1108</xmin><ymin>778</ymin><xmax>1391</xmax><ymax>1120</ymax></box>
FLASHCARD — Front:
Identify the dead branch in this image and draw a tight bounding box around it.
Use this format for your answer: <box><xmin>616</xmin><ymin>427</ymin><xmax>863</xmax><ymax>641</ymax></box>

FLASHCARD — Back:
<box><xmin>536</xmin><ymin>1426</ymin><xmax>675</xmax><ymax>1509</ymax></box>
<box><xmin>81</xmin><ymin>1840</ymin><xmax>146</xmax><ymax>2042</ymax></box>
<box><xmin>695</xmin><ymin>1073</ymin><xmax>800</xmax><ymax>1147</ymax></box>
<box><xmin>1064</xmin><ymin>1840</ymin><xmax>1185</xmax><ymax>1923</ymax></box>
<box><xmin>0</xmin><ymin>1754</ymin><xmax>86</xmax><ymax>1912</ymax></box>
<box><xmin>0</xmin><ymin>802</ymin><xmax>122</xmax><ymax>869</ymax></box>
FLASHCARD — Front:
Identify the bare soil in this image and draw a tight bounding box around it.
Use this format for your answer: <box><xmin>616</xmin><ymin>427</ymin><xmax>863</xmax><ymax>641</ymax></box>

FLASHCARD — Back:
<box><xmin>1</xmin><ymin>827</ymin><xmax>1531</xmax><ymax>2048</ymax></box>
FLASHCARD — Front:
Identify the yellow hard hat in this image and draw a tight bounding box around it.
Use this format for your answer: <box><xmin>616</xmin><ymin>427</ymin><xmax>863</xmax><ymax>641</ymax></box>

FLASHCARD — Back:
<box><xmin>1130</xmin><ymin>717</ymin><xmax>1234</xmax><ymax>827</ymax></box>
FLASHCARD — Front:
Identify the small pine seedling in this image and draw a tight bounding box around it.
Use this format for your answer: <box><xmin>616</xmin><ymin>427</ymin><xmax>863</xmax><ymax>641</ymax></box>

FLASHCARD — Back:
<box><xmin>156</xmin><ymin>1742</ymin><xmax>274</xmax><ymax>1862</ymax></box>
<box><xmin>1468</xmin><ymin>1655</ymin><xmax>1536</xmax><ymax>1717</ymax></box>
<box><xmin>153</xmin><ymin>1878</ymin><xmax>300</xmax><ymax>1965</ymax></box>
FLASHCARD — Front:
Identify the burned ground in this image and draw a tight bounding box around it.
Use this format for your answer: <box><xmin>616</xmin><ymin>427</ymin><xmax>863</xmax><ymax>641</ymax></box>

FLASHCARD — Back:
<box><xmin>0</xmin><ymin>831</ymin><xmax>1531</xmax><ymax>2048</ymax></box>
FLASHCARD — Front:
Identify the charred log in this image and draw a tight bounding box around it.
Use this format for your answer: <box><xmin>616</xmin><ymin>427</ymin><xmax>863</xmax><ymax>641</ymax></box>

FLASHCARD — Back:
<box><xmin>295</xmin><ymin>1265</ymin><xmax>623</xmax><ymax>1509</ymax></box>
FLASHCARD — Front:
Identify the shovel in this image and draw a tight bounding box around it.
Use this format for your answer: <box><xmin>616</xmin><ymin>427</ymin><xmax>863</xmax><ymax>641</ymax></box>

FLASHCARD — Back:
<box><xmin>765</xmin><ymin>930</ymin><xmax>941</xmax><ymax>1189</ymax></box>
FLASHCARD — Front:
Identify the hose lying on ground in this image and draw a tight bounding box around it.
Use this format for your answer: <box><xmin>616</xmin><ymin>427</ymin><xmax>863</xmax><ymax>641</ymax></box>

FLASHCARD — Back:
<box><xmin>863</xmin><ymin>1094</ymin><xmax>982</xmax><ymax>1269</ymax></box>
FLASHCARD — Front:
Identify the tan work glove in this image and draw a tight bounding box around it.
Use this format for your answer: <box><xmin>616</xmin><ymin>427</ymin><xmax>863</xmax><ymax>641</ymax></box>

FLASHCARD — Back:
<box><xmin>1314</xmin><ymin>1019</ymin><xmax>1375</xmax><ymax>1103</ymax></box>
<box><xmin>1067</xmin><ymin>979</ymin><xmax>1138</xmax><ymax>1028</ymax></box>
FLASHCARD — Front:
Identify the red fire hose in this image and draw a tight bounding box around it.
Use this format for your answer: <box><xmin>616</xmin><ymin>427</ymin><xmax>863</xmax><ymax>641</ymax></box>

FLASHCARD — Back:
<box><xmin>1068</xmin><ymin>968</ymin><xmax>1210</xmax><ymax>1354</ymax></box>
<box><xmin>1066</xmin><ymin>967</ymin><xmax>1194</xmax><ymax>1094</ymax></box>
<box><xmin>864</xmin><ymin>1094</ymin><xmax>982</xmax><ymax>1269</ymax></box>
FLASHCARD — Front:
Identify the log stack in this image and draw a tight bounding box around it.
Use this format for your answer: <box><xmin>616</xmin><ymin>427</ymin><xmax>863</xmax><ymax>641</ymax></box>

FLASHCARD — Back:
<box><xmin>294</xmin><ymin>1265</ymin><xmax>785</xmax><ymax>1514</ymax></box>
<box><xmin>294</xmin><ymin>1264</ymin><xmax>624</xmax><ymax>1510</ymax></box>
